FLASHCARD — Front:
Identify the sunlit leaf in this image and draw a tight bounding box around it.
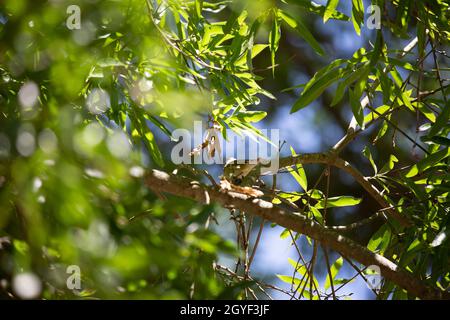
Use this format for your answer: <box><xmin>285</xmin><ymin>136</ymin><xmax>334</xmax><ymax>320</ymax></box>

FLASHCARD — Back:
<box><xmin>287</xmin><ymin>146</ymin><xmax>308</xmax><ymax>191</ymax></box>
<box><xmin>406</xmin><ymin>147</ymin><xmax>450</xmax><ymax>178</ymax></box>
<box><xmin>324</xmin><ymin>0</ymin><xmax>340</xmax><ymax>23</ymax></box>
<box><xmin>315</xmin><ymin>196</ymin><xmax>362</xmax><ymax>209</ymax></box>
<box><xmin>324</xmin><ymin>257</ymin><xmax>343</xmax><ymax>290</ymax></box>
<box><xmin>351</xmin><ymin>0</ymin><xmax>364</xmax><ymax>35</ymax></box>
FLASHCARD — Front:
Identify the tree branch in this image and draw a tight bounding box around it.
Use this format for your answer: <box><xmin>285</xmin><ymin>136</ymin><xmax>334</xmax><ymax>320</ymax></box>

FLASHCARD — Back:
<box><xmin>279</xmin><ymin>153</ymin><xmax>413</xmax><ymax>227</ymax></box>
<box><xmin>145</xmin><ymin>169</ymin><xmax>449</xmax><ymax>300</ymax></box>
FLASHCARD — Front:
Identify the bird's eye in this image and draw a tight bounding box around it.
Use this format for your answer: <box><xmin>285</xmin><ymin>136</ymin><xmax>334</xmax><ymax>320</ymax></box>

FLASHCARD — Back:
<box><xmin>233</xmin><ymin>177</ymin><xmax>242</xmax><ymax>185</ymax></box>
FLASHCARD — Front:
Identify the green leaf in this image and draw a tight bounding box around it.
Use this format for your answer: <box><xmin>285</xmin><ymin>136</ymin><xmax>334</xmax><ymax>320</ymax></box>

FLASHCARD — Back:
<box><xmin>288</xmin><ymin>258</ymin><xmax>307</xmax><ymax>272</ymax></box>
<box><xmin>280</xmin><ymin>228</ymin><xmax>291</xmax><ymax>239</ymax></box>
<box><xmin>324</xmin><ymin>0</ymin><xmax>340</xmax><ymax>23</ymax></box>
<box><xmin>132</xmin><ymin>113</ymin><xmax>164</xmax><ymax>167</ymax></box>
<box><xmin>349</xmin><ymin>88</ymin><xmax>364</xmax><ymax>128</ymax></box>
<box><xmin>278</xmin><ymin>10</ymin><xmax>324</xmax><ymax>56</ymax></box>
<box><xmin>379</xmin><ymin>154</ymin><xmax>399</xmax><ymax>174</ymax></box>
<box><xmin>405</xmin><ymin>147</ymin><xmax>450</xmax><ymax>178</ymax></box>
<box><xmin>144</xmin><ymin>129</ymin><xmax>164</xmax><ymax>167</ymax></box>
<box><xmin>395</xmin><ymin>0</ymin><xmax>410</xmax><ymax>34</ymax></box>
<box><xmin>368</xmin><ymin>225</ymin><xmax>391</xmax><ymax>254</ymax></box>
<box><xmin>324</xmin><ymin>257</ymin><xmax>343</xmax><ymax>290</ymax></box>
<box><xmin>310</xmin><ymin>206</ymin><xmax>323</xmax><ymax>224</ymax></box>
<box><xmin>306</xmin><ymin>59</ymin><xmax>347</xmax><ymax>91</ymax></box>
<box><xmin>363</xmin><ymin>105</ymin><xmax>390</xmax><ymax>124</ymax></box>
<box><xmin>234</xmin><ymin>110</ymin><xmax>267</xmax><ymax>123</ymax></box>
<box><xmin>369</xmin><ymin>31</ymin><xmax>383</xmax><ymax>67</ymax></box>
<box><xmin>429</xmin><ymin>101</ymin><xmax>450</xmax><ymax>137</ymax></box>
<box><xmin>417</xmin><ymin>11</ymin><xmax>427</xmax><ymax>57</ymax></box>
<box><xmin>407</xmin><ymin>238</ymin><xmax>422</xmax><ymax>252</ymax></box>
<box><xmin>251</xmin><ymin>44</ymin><xmax>268</xmax><ymax>58</ymax></box>
<box><xmin>292</xmin><ymin>66</ymin><xmax>346</xmax><ymax>113</ymax></box>
<box><xmin>400</xmin><ymin>90</ymin><xmax>414</xmax><ymax>112</ymax></box>
<box><xmin>276</xmin><ymin>191</ymin><xmax>302</xmax><ymax>204</ymax></box>
<box><xmin>145</xmin><ymin>115</ymin><xmax>174</xmax><ymax>140</ymax></box>
<box><xmin>377</xmin><ymin>67</ymin><xmax>393</xmax><ymax>104</ymax></box>
<box><xmin>386</xmin><ymin>57</ymin><xmax>417</xmax><ymax>71</ymax></box>
<box><xmin>195</xmin><ymin>0</ymin><xmax>203</xmax><ymax>17</ymax></box>
<box><xmin>331</xmin><ymin>62</ymin><xmax>370</xmax><ymax>106</ymax></box>
<box><xmin>315</xmin><ymin>196</ymin><xmax>362</xmax><ymax>209</ymax></box>
<box><xmin>13</xmin><ymin>239</ymin><xmax>29</xmax><ymax>255</ymax></box>
<box><xmin>281</xmin><ymin>83</ymin><xmax>306</xmax><ymax>93</ymax></box>
<box><xmin>276</xmin><ymin>274</ymin><xmax>304</xmax><ymax>287</ymax></box>
<box><xmin>102</xmin><ymin>37</ymin><xmax>116</xmax><ymax>48</ymax></box>
<box><xmin>287</xmin><ymin>146</ymin><xmax>308</xmax><ymax>191</ymax></box>
<box><xmin>373</xmin><ymin>120</ymin><xmax>389</xmax><ymax>144</ymax></box>
<box><xmin>362</xmin><ymin>146</ymin><xmax>377</xmax><ymax>175</ymax></box>
<box><xmin>351</xmin><ymin>0</ymin><xmax>364</xmax><ymax>35</ymax></box>
<box><xmin>308</xmin><ymin>188</ymin><xmax>325</xmax><ymax>200</ymax></box>
<box><xmin>353</xmin><ymin>65</ymin><xmax>369</xmax><ymax>99</ymax></box>
<box><xmin>269</xmin><ymin>10</ymin><xmax>281</xmax><ymax>77</ymax></box>
<box><xmin>417</xmin><ymin>102</ymin><xmax>436</xmax><ymax>123</ymax></box>
<box><xmin>390</xmin><ymin>67</ymin><xmax>403</xmax><ymax>87</ymax></box>
<box><xmin>284</xmin><ymin>0</ymin><xmax>349</xmax><ymax>21</ymax></box>
<box><xmin>421</xmin><ymin>136</ymin><xmax>450</xmax><ymax>146</ymax></box>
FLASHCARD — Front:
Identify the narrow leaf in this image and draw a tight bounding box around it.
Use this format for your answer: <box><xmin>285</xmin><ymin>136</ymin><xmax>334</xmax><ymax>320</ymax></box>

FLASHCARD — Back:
<box><xmin>292</xmin><ymin>67</ymin><xmax>345</xmax><ymax>113</ymax></box>
<box><xmin>405</xmin><ymin>147</ymin><xmax>450</xmax><ymax>178</ymax></box>
<box><xmin>315</xmin><ymin>196</ymin><xmax>362</xmax><ymax>209</ymax></box>
<box><xmin>288</xmin><ymin>146</ymin><xmax>308</xmax><ymax>191</ymax></box>
<box><xmin>324</xmin><ymin>0</ymin><xmax>340</xmax><ymax>23</ymax></box>
<box><xmin>278</xmin><ymin>10</ymin><xmax>324</xmax><ymax>56</ymax></box>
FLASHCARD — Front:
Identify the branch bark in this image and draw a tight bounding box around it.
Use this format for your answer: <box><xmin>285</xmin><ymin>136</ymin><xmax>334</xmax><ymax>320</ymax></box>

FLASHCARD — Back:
<box><xmin>145</xmin><ymin>169</ymin><xmax>450</xmax><ymax>300</ymax></box>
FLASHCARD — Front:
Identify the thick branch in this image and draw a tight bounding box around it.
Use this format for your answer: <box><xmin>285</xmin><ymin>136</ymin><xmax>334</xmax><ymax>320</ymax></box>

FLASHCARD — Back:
<box><xmin>279</xmin><ymin>153</ymin><xmax>413</xmax><ymax>227</ymax></box>
<box><xmin>145</xmin><ymin>169</ymin><xmax>449</xmax><ymax>300</ymax></box>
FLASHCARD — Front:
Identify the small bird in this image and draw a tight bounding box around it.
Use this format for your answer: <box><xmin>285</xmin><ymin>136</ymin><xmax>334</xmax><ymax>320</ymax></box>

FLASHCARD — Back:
<box><xmin>222</xmin><ymin>157</ymin><xmax>263</xmax><ymax>186</ymax></box>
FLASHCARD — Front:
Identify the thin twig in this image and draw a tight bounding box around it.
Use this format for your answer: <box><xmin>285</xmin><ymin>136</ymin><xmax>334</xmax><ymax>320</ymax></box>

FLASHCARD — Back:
<box><xmin>323</xmin><ymin>166</ymin><xmax>337</xmax><ymax>300</ymax></box>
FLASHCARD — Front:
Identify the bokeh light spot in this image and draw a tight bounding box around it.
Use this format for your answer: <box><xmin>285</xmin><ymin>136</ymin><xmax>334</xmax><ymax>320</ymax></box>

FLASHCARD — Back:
<box><xmin>16</xmin><ymin>125</ymin><xmax>36</xmax><ymax>157</ymax></box>
<box><xmin>107</xmin><ymin>131</ymin><xmax>131</xmax><ymax>159</ymax></box>
<box><xmin>86</xmin><ymin>89</ymin><xmax>110</xmax><ymax>114</ymax></box>
<box><xmin>38</xmin><ymin>129</ymin><xmax>58</xmax><ymax>153</ymax></box>
<box><xmin>12</xmin><ymin>272</ymin><xmax>42</xmax><ymax>299</ymax></box>
<box><xmin>18</xmin><ymin>81</ymin><xmax>39</xmax><ymax>110</ymax></box>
